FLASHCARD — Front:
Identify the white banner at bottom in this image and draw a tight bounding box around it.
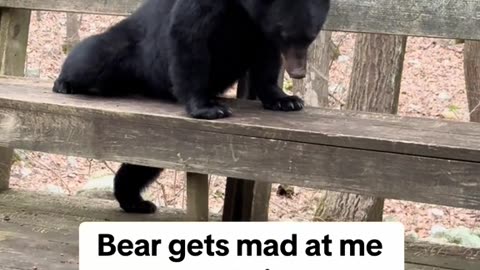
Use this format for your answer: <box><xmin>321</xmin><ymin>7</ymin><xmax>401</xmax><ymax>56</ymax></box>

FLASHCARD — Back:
<box><xmin>79</xmin><ymin>221</ymin><xmax>404</xmax><ymax>270</ymax></box>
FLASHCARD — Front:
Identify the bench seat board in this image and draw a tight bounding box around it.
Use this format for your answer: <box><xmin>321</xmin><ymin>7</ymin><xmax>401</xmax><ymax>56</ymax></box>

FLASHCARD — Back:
<box><xmin>0</xmin><ymin>190</ymin><xmax>478</xmax><ymax>270</ymax></box>
<box><xmin>0</xmin><ymin>189</ymin><xmax>220</xmax><ymax>270</ymax></box>
<box><xmin>0</xmin><ymin>0</ymin><xmax>479</xmax><ymax>40</ymax></box>
<box><xmin>1</xmin><ymin>79</ymin><xmax>480</xmax><ymax>210</ymax></box>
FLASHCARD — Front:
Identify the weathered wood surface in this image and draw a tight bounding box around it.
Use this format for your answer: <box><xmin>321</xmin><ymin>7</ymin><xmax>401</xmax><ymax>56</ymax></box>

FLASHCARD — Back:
<box><xmin>0</xmin><ymin>0</ymin><xmax>479</xmax><ymax>40</ymax></box>
<box><xmin>0</xmin><ymin>8</ymin><xmax>30</xmax><ymax>191</ymax></box>
<box><xmin>0</xmin><ymin>147</ymin><xmax>12</xmax><ymax>190</ymax></box>
<box><xmin>186</xmin><ymin>172</ymin><xmax>209</xmax><ymax>221</ymax></box>
<box><xmin>0</xmin><ymin>189</ymin><xmax>220</xmax><ymax>270</ymax></box>
<box><xmin>0</xmin><ymin>8</ymin><xmax>30</xmax><ymax>76</ymax></box>
<box><xmin>1</xmin><ymin>81</ymin><xmax>480</xmax><ymax>210</ymax></box>
<box><xmin>0</xmin><ymin>190</ymin><xmax>478</xmax><ymax>270</ymax></box>
<box><xmin>222</xmin><ymin>177</ymin><xmax>270</xmax><ymax>221</ymax></box>
<box><xmin>406</xmin><ymin>241</ymin><xmax>480</xmax><ymax>270</ymax></box>
<box><xmin>223</xmin><ymin>74</ymin><xmax>272</xmax><ymax>222</ymax></box>
<box><xmin>2</xmin><ymin>78</ymin><xmax>480</xmax><ymax>163</ymax></box>
<box><xmin>405</xmin><ymin>264</ymin><xmax>455</xmax><ymax>270</ymax></box>
<box><xmin>0</xmin><ymin>0</ymin><xmax>142</xmax><ymax>15</ymax></box>
<box><xmin>249</xmin><ymin>181</ymin><xmax>271</xmax><ymax>221</ymax></box>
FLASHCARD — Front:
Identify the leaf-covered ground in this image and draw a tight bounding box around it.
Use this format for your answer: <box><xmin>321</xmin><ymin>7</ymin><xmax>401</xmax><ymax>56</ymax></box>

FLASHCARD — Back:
<box><xmin>11</xmin><ymin>11</ymin><xmax>479</xmax><ymax>241</ymax></box>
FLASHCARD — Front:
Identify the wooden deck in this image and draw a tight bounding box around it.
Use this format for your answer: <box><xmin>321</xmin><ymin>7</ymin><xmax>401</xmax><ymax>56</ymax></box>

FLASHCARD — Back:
<box><xmin>0</xmin><ymin>189</ymin><xmax>220</xmax><ymax>270</ymax></box>
<box><xmin>0</xmin><ymin>189</ymin><xmax>478</xmax><ymax>270</ymax></box>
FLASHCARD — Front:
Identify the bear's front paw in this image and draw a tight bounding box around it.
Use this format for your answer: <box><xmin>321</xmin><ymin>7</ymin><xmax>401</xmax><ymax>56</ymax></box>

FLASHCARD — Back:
<box><xmin>262</xmin><ymin>95</ymin><xmax>304</xmax><ymax>111</ymax></box>
<box><xmin>53</xmin><ymin>80</ymin><xmax>75</xmax><ymax>94</ymax></box>
<box><xmin>120</xmin><ymin>200</ymin><xmax>157</xmax><ymax>214</ymax></box>
<box><xmin>187</xmin><ymin>103</ymin><xmax>232</xmax><ymax>120</ymax></box>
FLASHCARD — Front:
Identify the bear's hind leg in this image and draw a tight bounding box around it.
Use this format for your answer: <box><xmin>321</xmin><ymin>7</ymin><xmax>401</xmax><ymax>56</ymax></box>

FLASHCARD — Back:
<box><xmin>114</xmin><ymin>163</ymin><xmax>162</xmax><ymax>214</ymax></box>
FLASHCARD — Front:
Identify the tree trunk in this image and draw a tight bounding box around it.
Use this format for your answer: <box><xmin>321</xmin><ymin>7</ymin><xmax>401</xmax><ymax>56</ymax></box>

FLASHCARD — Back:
<box><xmin>315</xmin><ymin>33</ymin><xmax>407</xmax><ymax>222</ymax></box>
<box><xmin>464</xmin><ymin>41</ymin><xmax>480</xmax><ymax>122</ymax></box>
<box><xmin>63</xmin><ymin>13</ymin><xmax>81</xmax><ymax>54</ymax></box>
<box><xmin>292</xmin><ymin>31</ymin><xmax>334</xmax><ymax>107</ymax></box>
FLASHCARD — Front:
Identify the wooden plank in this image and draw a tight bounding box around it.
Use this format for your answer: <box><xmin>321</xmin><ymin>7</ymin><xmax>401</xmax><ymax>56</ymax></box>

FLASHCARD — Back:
<box><xmin>222</xmin><ymin>178</ymin><xmax>255</xmax><ymax>221</ymax></box>
<box><xmin>0</xmin><ymin>190</ymin><xmax>220</xmax><ymax>224</ymax></box>
<box><xmin>0</xmin><ymin>221</ymin><xmax>79</xmax><ymax>270</ymax></box>
<box><xmin>323</xmin><ymin>0</ymin><xmax>480</xmax><ymax>40</ymax></box>
<box><xmin>0</xmin><ymin>8</ymin><xmax>29</xmax><ymax>191</ymax></box>
<box><xmin>0</xmin><ymin>8</ymin><xmax>30</xmax><ymax>76</ymax></box>
<box><xmin>406</xmin><ymin>241</ymin><xmax>480</xmax><ymax>270</ymax></box>
<box><xmin>0</xmin><ymin>0</ymin><xmax>142</xmax><ymax>16</ymax></box>
<box><xmin>1</xmin><ymin>80</ymin><xmax>480</xmax><ymax>164</ymax></box>
<box><xmin>250</xmin><ymin>182</ymin><xmax>271</xmax><ymax>221</ymax></box>
<box><xmin>0</xmin><ymin>189</ymin><xmax>220</xmax><ymax>270</ymax></box>
<box><xmin>0</xmin><ymin>190</ymin><xmax>478</xmax><ymax>270</ymax></box>
<box><xmin>186</xmin><ymin>172</ymin><xmax>209</xmax><ymax>221</ymax></box>
<box><xmin>1</xmin><ymin>86</ymin><xmax>480</xmax><ymax>210</ymax></box>
<box><xmin>0</xmin><ymin>0</ymin><xmax>479</xmax><ymax>40</ymax></box>
<box><xmin>405</xmin><ymin>264</ymin><xmax>452</xmax><ymax>270</ymax></box>
<box><xmin>223</xmin><ymin>75</ymin><xmax>271</xmax><ymax>222</ymax></box>
<box><xmin>0</xmin><ymin>147</ymin><xmax>12</xmax><ymax>190</ymax></box>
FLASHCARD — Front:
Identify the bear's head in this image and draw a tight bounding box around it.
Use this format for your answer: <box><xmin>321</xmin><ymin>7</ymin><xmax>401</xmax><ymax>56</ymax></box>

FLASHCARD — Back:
<box><xmin>239</xmin><ymin>0</ymin><xmax>330</xmax><ymax>79</ymax></box>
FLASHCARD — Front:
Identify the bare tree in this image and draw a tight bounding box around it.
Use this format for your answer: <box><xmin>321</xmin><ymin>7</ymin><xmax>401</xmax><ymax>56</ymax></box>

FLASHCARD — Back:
<box><xmin>315</xmin><ymin>33</ymin><xmax>407</xmax><ymax>221</ymax></box>
<box><xmin>464</xmin><ymin>41</ymin><xmax>480</xmax><ymax>122</ymax></box>
<box><xmin>63</xmin><ymin>13</ymin><xmax>82</xmax><ymax>54</ymax></box>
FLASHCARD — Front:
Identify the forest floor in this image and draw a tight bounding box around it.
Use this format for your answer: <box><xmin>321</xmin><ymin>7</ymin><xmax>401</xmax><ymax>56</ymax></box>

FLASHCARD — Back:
<box><xmin>10</xmin><ymin>11</ymin><xmax>479</xmax><ymax>241</ymax></box>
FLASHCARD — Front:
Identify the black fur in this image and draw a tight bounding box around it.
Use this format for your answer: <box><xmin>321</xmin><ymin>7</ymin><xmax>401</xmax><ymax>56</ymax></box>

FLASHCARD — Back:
<box><xmin>113</xmin><ymin>164</ymin><xmax>161</xmax><ymax>213</ymax></box>
<box><xmin>53</xmin><ymin>0</ymin><xmax>330</xmax><ymax>213</ymax></box>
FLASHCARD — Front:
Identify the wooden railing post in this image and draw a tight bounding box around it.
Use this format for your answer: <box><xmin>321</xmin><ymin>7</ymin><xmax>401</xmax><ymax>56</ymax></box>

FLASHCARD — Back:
<box><xmin>0</xmin><ymin>8</ymin><xmax>31</xmax><ymax>190</ymax></box>
<box><xmin>0</xmin><ymin>148</ymin><xmax>13</xmax><ymax>191</ymax></box>
<box><xmin>0</xmin><ymin>8</ymin><xmax>30</xmax><ymax>75</ymax></box>
<box><xmin>186</xmin><ymin>172</ymin><xmax>209</xmax><ymax>221</ymax></box>
<box><xmin>222</xmin><ymin>68</ymin><xmax>285</xmax><ymax>221</ymax></box>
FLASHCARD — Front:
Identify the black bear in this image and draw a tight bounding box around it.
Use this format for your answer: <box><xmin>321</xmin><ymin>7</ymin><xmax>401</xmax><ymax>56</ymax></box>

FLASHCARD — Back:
<box><xmin>53</xmin><ymin>0</ymin><xmax>330</xmax><ymax>213</ymax></box>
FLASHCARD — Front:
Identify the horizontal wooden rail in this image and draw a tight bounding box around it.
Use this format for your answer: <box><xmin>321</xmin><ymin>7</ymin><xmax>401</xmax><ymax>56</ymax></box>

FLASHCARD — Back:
<box><xmin>1</xmin><ymin>78</ymin><xmax>480</xmax><ymax>210</ymax></box>
<box><xmin>0</xmin><ymin>0</ymin><xmax>479</xmax><ymax>40</ymax></box>
<box><xmin>406</xmin><ymin>241</ymin><xmax>480</xmax><ymax>270</ymax></box>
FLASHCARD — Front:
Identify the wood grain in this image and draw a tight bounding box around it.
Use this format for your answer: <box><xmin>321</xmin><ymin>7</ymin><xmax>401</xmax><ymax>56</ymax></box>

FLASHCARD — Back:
<box><xmin>0</xmin><ymin>190</ymin><xmax>220</xmax><ymax>269</ymax></box>
<box><xmin>1</xmin><ymin>81</ymin><xmax>480</xmax><ymax>163</ymax></box>
<box><xmin>222</xmin><ymin>74</ymin><xmax>271</xmax><ymax>222</ymax></box>
<box><xmin>0</xmin><ymin>147</ymin><xmax>12</xmax><ymax>190</ymax></box>
<box><xmin>0</xmin><ymin>8</ymin><xmax>30</xmax><ymax>76</ymax></box>
<box><xmin>1</xmin><ymin>83</ymin><xmax>480</xmax><ymax>210</ymax></box>
<box><xmin>186</xmin><ymin>172</ymin><xmax>209</xmax><ymax>221</ymax></box>
<box><xmin>0</xmin><ymin>8</ymin><xmax>30</xmax><ymax>191</ymax></box>
<box><xmin>406</xmin><ymin>241</ymin><xmax>480</xmax><ymax>270</ymax></box>
<box><xmin>0</xmin><ymin>0</ymin><xmax>479</xmax><ymax>40</ymax></box>
<box><xmin>222</xmin><ymin>178</ymin><xmax>255</xmax><ymax>221</ymax></box>
<box><xmin>0</xmin><ymin>0</ymin><xmax>142</xmax><ymax>15</ymax></box>
<box><xmin>405</xmin><ymin>264</ymin><xmax>453</xmax><ymax>270</ymax></box>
